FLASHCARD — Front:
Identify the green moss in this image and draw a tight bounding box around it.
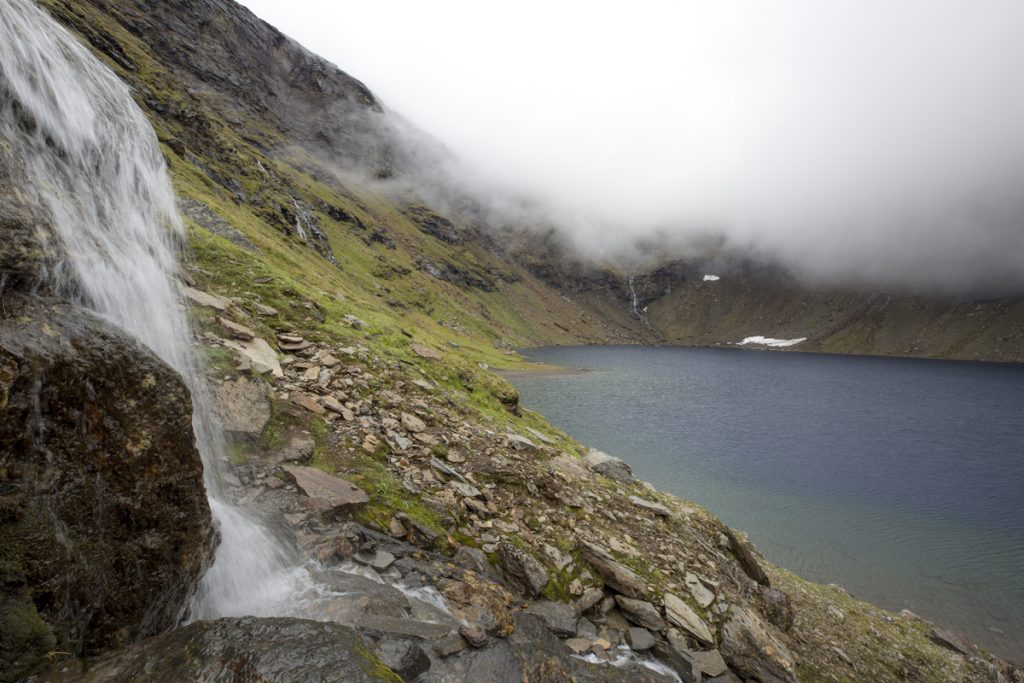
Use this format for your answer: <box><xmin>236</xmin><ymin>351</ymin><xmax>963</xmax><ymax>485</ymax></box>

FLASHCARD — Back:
<box><xmin>353</xmin><ymin>641</ymin><xmax>403</xmax><ymax>682</ymax></box>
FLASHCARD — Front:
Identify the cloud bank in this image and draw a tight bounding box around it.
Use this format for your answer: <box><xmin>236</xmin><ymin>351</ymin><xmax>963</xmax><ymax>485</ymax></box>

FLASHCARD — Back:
<box><xmin>239</xmin><ymin>0</ymin><xmax>1024</xmax><ymax>293</ymax></box>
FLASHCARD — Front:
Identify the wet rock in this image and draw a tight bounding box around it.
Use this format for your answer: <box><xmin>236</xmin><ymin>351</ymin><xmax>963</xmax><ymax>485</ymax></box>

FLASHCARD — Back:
<box><xmin>652</xmin><ymin>641</ymin><xmax>700</xmax><ymax>683</ymax></box>
<box><xmin>184</xmin><ymin>285</ymin><xmax>230</xmax><ymax>310</ymax></box>
<box><xmin>434</xmin><ymin>632</ymin><xmax>469</xmax><ymax>657</ymax></box>
<box><xmin>615</xmin><ymin>596</ymin><xmax>667</xmax><ymax>632</ymax></box>
<box><xmin>579</xmin><ymin>540</ymin><xmax>647</xmax><ymax>599</ymax></box>
<box><xmin>663</xmin><ymin>593</ymin><xmax>714</xmax><ymax>645</ymax></box>
<box><xmin>565</xmin><ymin>637</ymin><xmax>593</xmax><ymax>655</ymax></box>
<box><xmin>719</xmin><ymin>606</ymin><xmax>797</xmax><ymax>683</ymax></box>
<box><xmin>524</xmin><ymin>601</ymin><xmax>580</xmax><ymax>637</ymax></box>
<box><xmin>281</xmin><ymin>465</ymin><xmax>368</xmax><ymax>518</ymax></box>
<box><xmin>627</xmin><ymin>627</ymin><xmax>656</xmax><ymax>651</ymax></box>
<box><xmin>355</xmin><ymin>615</ymin><xmax>452</xmax><ymax>640</ymax></box>
<box><xmin>48</xmin><ymin>617</ymin><xmax>395</xmax><ymax>682</ymax></box>
<box><xmin>583</xmin><ymin>448</ymin><xmax>636</xmax><ymax>483</ymax></box>
<box><xmin>497</xmin><ymin>542</ymin><xmax>549</xmax><ymax>597</ymax></box>
<box><xmin>208</xmin><ymin>375</ymin><xmax>270</xmax><ymax>443</ymax></box>
<box><xmin>375</xmin><ymin>640</ymin><xmax>431</xmax><ymax>680</ymax></box>
<box><xmin>354</xmin><ymin>549</ymin><xmax>396</xmax><ymax>571</ymax></box>
<box><xmin>459</xmin><ymin>625</ymin><xmax>489</xmax><ymax>648</ymax></box>
<box><xmin>217</xmin><ymin>315</ymin><xmax>255</xmax><ymax>340</ymax></box>
<box><xmin>0</xmin><ymin>302</ymin><xmax>212</xmax><ymax>668</ymax></box>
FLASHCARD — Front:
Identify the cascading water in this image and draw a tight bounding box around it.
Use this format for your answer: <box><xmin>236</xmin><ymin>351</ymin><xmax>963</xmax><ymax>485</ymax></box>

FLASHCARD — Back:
<box><xmin>0</xmin><ymin>0</ymin><xmax>299</xmax><ymax>620</ymax></box>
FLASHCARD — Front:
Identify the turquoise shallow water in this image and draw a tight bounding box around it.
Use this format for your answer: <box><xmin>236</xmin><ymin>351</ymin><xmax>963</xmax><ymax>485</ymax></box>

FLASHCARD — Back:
<box><xmin>510</xmin><ymin>345</ymin><xmax>1024</xmax><ymax>660</ymax></box>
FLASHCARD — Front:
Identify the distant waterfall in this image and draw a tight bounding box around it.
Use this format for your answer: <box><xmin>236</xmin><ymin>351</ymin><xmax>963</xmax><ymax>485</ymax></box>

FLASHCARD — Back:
<box><xmin>0</xmin><ymin>0</ymin><xmax>299</xmax><ymax>621</ymax></box>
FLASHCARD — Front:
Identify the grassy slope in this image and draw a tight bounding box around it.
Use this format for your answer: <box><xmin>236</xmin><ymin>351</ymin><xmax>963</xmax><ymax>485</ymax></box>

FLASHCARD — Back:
<box><xmin>37</xmin><ymin>1</ymin><xmax>1020</xmax><ymax>679</ymax></box>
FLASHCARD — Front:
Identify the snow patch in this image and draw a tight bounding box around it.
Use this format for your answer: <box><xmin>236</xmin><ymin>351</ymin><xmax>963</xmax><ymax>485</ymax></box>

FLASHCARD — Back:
<box><xmin>703</xmin><ymin>274</ymin><xmax>720</xmax><ymax>281</ymax></box>
<box><xmin>739</xmin><ymin>336</ymin><xmax>807</xmax><ymax>347</ymax></box>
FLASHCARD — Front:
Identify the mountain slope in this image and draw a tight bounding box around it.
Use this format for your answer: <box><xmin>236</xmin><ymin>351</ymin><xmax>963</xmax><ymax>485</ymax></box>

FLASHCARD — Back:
<box><xmin>14</xmin><ymin>0</ymin><xmax>1021</xmax><ymax>679</ymax></box>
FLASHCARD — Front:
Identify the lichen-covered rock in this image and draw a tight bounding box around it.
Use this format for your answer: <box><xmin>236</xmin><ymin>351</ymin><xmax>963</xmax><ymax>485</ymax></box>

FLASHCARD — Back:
<box><xmin>0</xmin><ymin>298</ymin><xmax>213</xmax><ymax>675</ymax></box>
<box><xmin>38</xmin><ymin>617</ymin><xmax>401</xmax><ymax>682</ymax></box>
<box><xmin>497</xmin><ymin>542</ymin><xmax>549</xmax><ymax>597</ymax></box>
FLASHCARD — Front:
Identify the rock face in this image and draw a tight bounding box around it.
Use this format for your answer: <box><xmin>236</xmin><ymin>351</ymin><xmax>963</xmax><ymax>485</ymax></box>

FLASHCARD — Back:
<box><xmin>39</xmin><ymin>617</ymin><xmax>399</xmax><ymax>682</ymax></box>
<box><xmin>0</xmin><ymin>299</ymin><xmax>213</xmax><ymax>677</ymax></box>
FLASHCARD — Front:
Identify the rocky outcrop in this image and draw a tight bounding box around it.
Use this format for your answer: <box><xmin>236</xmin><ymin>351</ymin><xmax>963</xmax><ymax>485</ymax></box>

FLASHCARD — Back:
<box><xmin>0</xmin><ymin>298</ymin><xmax>213</xmax><ymax>677</ymax></box>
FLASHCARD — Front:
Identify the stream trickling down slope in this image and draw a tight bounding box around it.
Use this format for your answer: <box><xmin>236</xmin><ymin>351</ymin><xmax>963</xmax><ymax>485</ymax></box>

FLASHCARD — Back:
<box><xmin>0</xmin><ymin>0</ymin><xmax>299</xmax><ymax>620</ymax></box>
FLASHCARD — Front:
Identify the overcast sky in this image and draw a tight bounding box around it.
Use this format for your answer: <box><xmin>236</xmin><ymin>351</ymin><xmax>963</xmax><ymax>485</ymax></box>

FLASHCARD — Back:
<box><xmin>238</xmin><ymin>0</ymin><xmax>1024</xmax><ymax>292</ymax></box>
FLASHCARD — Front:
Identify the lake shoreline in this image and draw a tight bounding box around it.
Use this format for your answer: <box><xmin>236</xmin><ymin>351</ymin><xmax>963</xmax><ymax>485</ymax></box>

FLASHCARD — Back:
<box><xmin>509</xmin><ymin>344</ymin><xmax>1024</xmax><ymax>661</ymax></box>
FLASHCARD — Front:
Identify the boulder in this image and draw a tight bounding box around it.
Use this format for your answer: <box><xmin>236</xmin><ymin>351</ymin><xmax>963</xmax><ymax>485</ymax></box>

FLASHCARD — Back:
<box><xmin>627</xmin><ymin>627</ymin><xmax>656</xmax><ymax>651</ymax></box>
<box><xmin>663</xmin><ymin>593</ymin><xmax>714</xmax><ymax>645</ymax></box>
<box><xmin>208</xmin><ymin>375</ymin><xmax>270</xmax><ymax>443</ymax></box>
<box><xmin>616</xmin><ymin>596</ymin><xmax>668</xmax><ymax>632</ymax></box>
<box><xmin>41</xmin><ymin>617</ymin><xmax>397</xmax><ymax>682</ymax></box>
<box><xmin>222</xmin><ymin>336</ymin><xmax>283</xmax><ymax>377</ymax></box>
<box><xmin>579</xmin><ymin>540</ymin><xmax>647</xmax><ymax>599</ymax></box>
<box><xmin>497</xmin><ymin>542</ymin><xmax>549</xmax><ymax>597</ymax></box>
<box><xmin>524</xmin><ymin>601</ymin><xmax>580</xmax><ymax>637</ymax></box>
<box><xmin>719</xmin><ymin>606</ymin><xmax>797</xmax><ymax>683</ymax></box>
<box><xmin>0</xmin><ymin>301</ymin><xmax>212</xmax><ymax>673</ymax></box>
<box><xmin>281</xmin><ymin>465</ymin><xmax>369</xmax><ymax>518</ymax></box>
<box><xmin>375</xmin><ymin>640</ymin><xmax>431</xmax><ymax>681</ymax></box>
<box><xmin>583</xmin><ymin>448</ymin><xmax>636</xmax><ymax>483</ymax></box>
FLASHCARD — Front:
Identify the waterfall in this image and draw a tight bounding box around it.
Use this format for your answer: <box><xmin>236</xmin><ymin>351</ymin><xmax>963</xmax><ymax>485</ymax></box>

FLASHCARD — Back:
<box><xmin>627</xmin><ymin>270</ymin><xmax>652</xmax><ymax>329</ymax></box>
<box><xmin>0</xmin><ymin>0</ymin><xmax>299</xmax><ymax>621</ymax></box>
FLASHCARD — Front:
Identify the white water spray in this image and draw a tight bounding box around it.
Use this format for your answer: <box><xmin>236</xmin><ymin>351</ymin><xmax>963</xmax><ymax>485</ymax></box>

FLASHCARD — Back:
<box><xmin>0</xmin><ymin>0</ymin><xmax>297</xmax><ymax>620</ymax></box>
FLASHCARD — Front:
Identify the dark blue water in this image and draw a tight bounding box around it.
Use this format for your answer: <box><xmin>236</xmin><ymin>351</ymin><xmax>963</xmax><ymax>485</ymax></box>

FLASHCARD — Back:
<box><xmin>510</xmin><ymin>346</ymin><xmax>1024</xmax><ymax>659</ymax></box>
